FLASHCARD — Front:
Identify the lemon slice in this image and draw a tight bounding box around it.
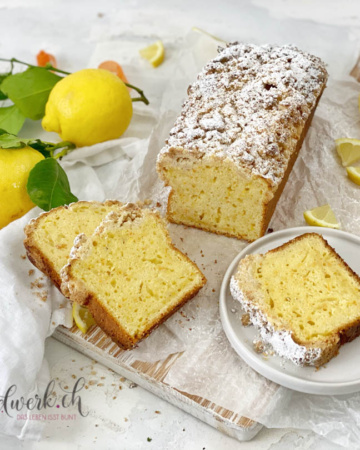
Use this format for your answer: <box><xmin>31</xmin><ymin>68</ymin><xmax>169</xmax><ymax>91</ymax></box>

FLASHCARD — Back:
<box><xmin>346</xmin><ymin>166</ymin><xmax>360</xmax><ymax>186</ymax></box>
<box><xmin>303</xmin><ymin>204</ymin><xmax>340</xmax><ymax>229</ymax></box>
<box><xmin>139</xmin><ymin>40</ymin><xmax>165</xmax><ymax>68</ymax></box>
<box><xmin>72</xmin><ymin>302</ymin><xmax>96</xmax><ymax>334</ymax></box>
<box><xmin>191</xmin><ymin>27</ymin><xmax>227</xmax><ymax>44</ymax></box>
<box><xmin>335</xmin><ymin>138</ymin><xmax>360</xmax><ymax>167</ymax></box>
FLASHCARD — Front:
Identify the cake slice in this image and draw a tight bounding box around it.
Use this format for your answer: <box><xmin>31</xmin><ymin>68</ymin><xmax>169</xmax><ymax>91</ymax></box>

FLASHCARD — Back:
<box><xmin>230</xmin><ymin>233</ymin><xmax>360</xmax><ymax>366</ymax></box>
<box><xmin>61</xmin><ymin>203</ymin><xmax>206</xmax><ymax>349</ymax></box>
<box><xmin>157</xmin><ymin>43</ymin><xmax>328</xmax><ymax>241</ymax></box>
<box><xmin>24</xmin><ymin>200</ymin><xmax>123</xmax><ymax>293</ymax></box>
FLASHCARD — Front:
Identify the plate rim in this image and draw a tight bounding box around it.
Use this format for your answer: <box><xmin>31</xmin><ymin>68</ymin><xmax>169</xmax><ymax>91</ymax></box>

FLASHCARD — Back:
<box><xmin>219</xmin><ymin>226</ymin><xmax>360</xmax><ymax>395</ymax></box>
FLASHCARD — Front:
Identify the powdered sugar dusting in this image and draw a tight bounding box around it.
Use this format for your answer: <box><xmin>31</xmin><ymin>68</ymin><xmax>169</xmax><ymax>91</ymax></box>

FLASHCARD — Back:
<box><xmin>229</xmin><ymin>276</ymin><xmax>322</xmax><ymax>366</ymax></box>
<box><xmin>160</xmin><ymin>43</ymin><xmax>328</xmax><ymax>186</ymax></box>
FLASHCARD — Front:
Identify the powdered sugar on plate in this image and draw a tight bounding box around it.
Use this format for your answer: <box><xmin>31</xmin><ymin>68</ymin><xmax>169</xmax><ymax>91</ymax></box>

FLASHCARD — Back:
<box><xmin>229</xmin><ymin>275</ymin><xmax>322</xmax><ymax>366</ymax></box>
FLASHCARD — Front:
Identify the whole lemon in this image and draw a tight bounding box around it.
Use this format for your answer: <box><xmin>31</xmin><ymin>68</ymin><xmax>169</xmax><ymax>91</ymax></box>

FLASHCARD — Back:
<box><xmin>0</xmin><ymin>147</ymin><xmax>44</xmax><ymax>229</ymax></box>
<box><xmin>42</xmin><ymin>69</ymin><xmax>133</xmax><ymax>147</ymax></box>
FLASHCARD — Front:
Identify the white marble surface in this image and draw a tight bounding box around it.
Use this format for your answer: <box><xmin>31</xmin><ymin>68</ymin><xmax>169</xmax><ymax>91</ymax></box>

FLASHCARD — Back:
<box><xmin>1</xmin><ymin>0</ymin><xmax>360</xmax><ymax>448</ymax></box>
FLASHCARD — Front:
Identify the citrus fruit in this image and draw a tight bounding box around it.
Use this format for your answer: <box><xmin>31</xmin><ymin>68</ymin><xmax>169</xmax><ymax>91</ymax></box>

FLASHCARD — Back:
<box><xmin>72</xmin><ymin>302</ymin><xmax>96</xmax><ymax>334</ymax></box>
<box><xmin>346</xmin><ymin>166</ymin><xmax>360</xmax><ymax>186</ymax></box>
<box><xmin>191</xmin><ymin>27</ymin><xmax>227</xmax><ymax>44</ymax></box>
<box><xmin>42</xmin><ymin>68</ymin><xmax>133</xmax><ymax>147</ymax></box>
<box><xmin>139</xmin><ymin>40</ymin><xmax>165</xmax><ymax>68</ymax></box>
<box><xmin>303</xmin><ymin>204</ymin><xmax>340</xmax><ymax>229</ymax></box>
<box><xmin>36</xmin><ymin>50</ymin><xmax>57</xmax><ymax>68</ymax></box>
<box><xmin>98</xmin><ymin>60</ymin><xmax>129</xmax><ymax>84</ymax></box>
<box><xmin>0</xmin><ymin>147</ymin><xmax>44</xmax><ymax>229</ymax></box>
<box><xmin>335</xmin><ymin>138</ymin><xmax>360</xmax><ymax>167</ymax></box>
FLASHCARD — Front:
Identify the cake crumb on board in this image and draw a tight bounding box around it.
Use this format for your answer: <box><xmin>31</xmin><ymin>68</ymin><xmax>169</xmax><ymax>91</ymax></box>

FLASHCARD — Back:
<box><xmin>241</xmin><ymin>313</ymin><xmax>251</xmax><ymax>327</ymax></box>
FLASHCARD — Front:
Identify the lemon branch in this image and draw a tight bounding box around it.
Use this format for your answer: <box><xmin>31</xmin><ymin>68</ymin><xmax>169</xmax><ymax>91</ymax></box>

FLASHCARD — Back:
<box><xmin>0</xmin><ymin>57</ymin><xmax>150</xmax><ymax>104</ymax></box>
<box><xmin>0</xmin><ymin>130</ymin><xmax>76</xmax><ymax>159</ymax></box>
<box><xmin>0</xmin><ymin>57</ymin><xmax>71</xmax><ymax>76</ymax></box>
<box><xmin>52</xmin><ymin>141</ymin><xmax>76</xmax><ymax>159</ymax></box>
<box><xmin>125</xmin><ymin>82</ymin><xmax>149</xmax><ymax>105</ymax></box>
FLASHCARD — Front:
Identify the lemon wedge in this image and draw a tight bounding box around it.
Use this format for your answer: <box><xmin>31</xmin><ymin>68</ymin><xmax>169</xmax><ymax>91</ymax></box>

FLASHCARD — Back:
<box><xmin>72</xmin><ymin>302</ymin><xmax>96</xmax><ymax>334</ymax></box>
<box><xmin>139</xmin><ymin>40</ymin><xmax>165</xmax><ymax>68</ymax></box>
<box><xmin>191</xmin><ymin>27</ymin><xmax>227</xmax><ymax>44</ymax></box>
<box><xmin>303</xmin><ymin>204</ymin><xmax>340</xmax><ymax>229</ymax></box>
<box><xmin>335</xmin><ymin>138</ymin><xmax>360</xmax><ymax>167</ymax></box>
<box><xmin>346</xmin><ymin>166</ymin><xmax>360</xmax><ymax>186</ymax></box>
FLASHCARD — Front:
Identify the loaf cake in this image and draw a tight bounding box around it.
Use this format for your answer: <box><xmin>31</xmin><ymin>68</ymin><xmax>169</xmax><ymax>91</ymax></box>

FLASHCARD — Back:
<box><xmin>24</xmin><ymin>200</ymin><xmax>123</xmax><ymax>293</ymax></box>
<box><xmin>157</xmin><ymin>43</ymin><xmax>328</xmax><ymax>241</ymax></box>
<box><xmin>61</xmin><ymin>203</ymin><xmax>206</xmax><ymax>349</ymax></box>
<box><xmin>230</xmin><ymin>233</ymin><xmax>360</xmax><ymax>366</ymax></box>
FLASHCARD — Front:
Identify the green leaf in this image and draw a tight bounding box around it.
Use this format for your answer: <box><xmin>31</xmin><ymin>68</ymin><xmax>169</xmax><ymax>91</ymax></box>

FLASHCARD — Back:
<box><xmin>0</xmin><ymin>73</ymin><xmax>10</xmax><ymax>100</ymax></box>
<box><xmin>0</xmin><ymin>132</ymin><xmax>27</xmax><ymax>148</ymax></box>
<box><xmin>27</xmin><ymin>158</ymin><xmax>78</xmax><ymax>211</ymax></box>
<box><xmin>26</xmin><ymin>139</ymin><xmax>53</xmax><ymax>157</ymax></box>
<box><xmin>0</xmin><ymin>67</ymin><xmax>62</xmax><ymax>120</ymax></box>
<box><xmin>0</xmin><ymin>131</ymin><xmax>74</xmax><ymax>158</ymax></box>
<box><xmin>0</xmin><ymin>105</ymin><xmax>25</xmax><ymax>134</ymax></box>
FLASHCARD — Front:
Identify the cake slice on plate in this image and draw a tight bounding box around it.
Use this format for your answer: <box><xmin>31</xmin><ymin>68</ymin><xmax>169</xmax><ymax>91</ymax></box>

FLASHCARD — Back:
<box><xmin>230</xmin><ymin>233</ymin><xmax>360</xmax><ymax>366</ymax></box>
<box><xmin>61</xmin><ymin>203</ymin><xmax>206</xmax><ymax>349</ymax></box>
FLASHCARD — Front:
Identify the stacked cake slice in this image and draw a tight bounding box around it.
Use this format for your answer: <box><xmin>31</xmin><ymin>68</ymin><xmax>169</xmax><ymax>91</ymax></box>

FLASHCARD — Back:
<box><xmin>24</xmin><ymin>202</ymin><xmax>206</xmax><ymax>349</ymax></box>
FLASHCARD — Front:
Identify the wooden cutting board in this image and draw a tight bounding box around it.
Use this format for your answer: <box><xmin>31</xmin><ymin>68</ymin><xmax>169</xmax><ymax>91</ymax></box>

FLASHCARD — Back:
<box><xmin>53</xmin><ymin>323</ymin><xmax>263</xmax><ymax>442</ymax></box>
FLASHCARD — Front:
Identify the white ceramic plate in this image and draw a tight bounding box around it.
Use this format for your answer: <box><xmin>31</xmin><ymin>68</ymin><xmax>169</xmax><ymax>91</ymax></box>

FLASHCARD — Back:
<box><xmin>220</xmin><ymin>226</ymin><xmax>360</xmax><ymax>395</ymax></box>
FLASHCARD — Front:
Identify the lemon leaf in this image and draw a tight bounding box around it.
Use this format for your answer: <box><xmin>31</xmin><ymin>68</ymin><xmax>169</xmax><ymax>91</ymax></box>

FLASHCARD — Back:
<box><xmin>0</xmin><ymin>67</ymin><xmax>62</xmax><ymax>120</ymax></box>
<box><xmin>0</xmin><ymin>105</ymin><xmax>25</xmax><ymax>134</ymax></box>
<box><xmin>27</xmin><ymin>158</ymin><xmax>78</xmax><ymax>211</ymax></box>
<box><xmin>0</xmin><ymin>130</ymin><xmax>27</xmax><ymax>148</ymax></box>
<box><xmin>0</xmin><ymin>73</ymin><xmax>10</xmax><ymax>100</ymax></box>
<box><xmin>0</xmin><ymin>131</ymin><xmax>75</xmax><ymax>157</ymax></box>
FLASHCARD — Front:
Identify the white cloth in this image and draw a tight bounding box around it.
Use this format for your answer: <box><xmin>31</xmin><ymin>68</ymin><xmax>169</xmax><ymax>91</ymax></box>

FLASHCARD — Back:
<box><xmin>1</xmin><ymin>25</ymin><xmax>360</xmax><ymax>447</ymax></box>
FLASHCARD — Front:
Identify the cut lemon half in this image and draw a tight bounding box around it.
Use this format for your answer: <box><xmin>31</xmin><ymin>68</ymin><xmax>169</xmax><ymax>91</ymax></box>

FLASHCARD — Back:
<box><xmin>346</xmin><ymin>166</ymin><xmax>360</xmax><ymax>186</ymax></box>
<box><xmin>72</xmin><ymin>302</ymin><xmax>96</xmax><ymax>334</ymax></box>
<box><xmin>335</xmin><ymin>138</ymin><xmax>360</xmax><ymax>167</ymax></box>
<box><xmin>139</xmin><ymin>40</ymin><xmax>165</xmax><ymax>68</ymax></box>
<box><xmin>303</xmin><ymin>204</ymin><xmax>340</xmax><ymax>229</ymax></box>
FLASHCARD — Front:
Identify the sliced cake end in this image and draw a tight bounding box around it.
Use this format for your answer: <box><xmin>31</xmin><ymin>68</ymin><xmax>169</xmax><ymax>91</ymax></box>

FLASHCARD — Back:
<box><xmin>24</xmin><ymin>200</ymin><xmax>123</xmax><ymax>293</ymax></box>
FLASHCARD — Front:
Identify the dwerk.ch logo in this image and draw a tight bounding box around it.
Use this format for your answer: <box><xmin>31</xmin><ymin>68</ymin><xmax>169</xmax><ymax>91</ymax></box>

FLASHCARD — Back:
<box><xmin>0</xmin><ymin>377</ymin><xmax>88</xmax><ymax>421</ymax></box>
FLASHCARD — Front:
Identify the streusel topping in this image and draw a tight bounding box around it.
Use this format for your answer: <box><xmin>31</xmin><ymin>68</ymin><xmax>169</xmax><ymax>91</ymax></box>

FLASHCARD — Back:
<box><xmin>159</xmin><ymin>43</ymin><xmax>327</xmax><ymax>186</ymax></box>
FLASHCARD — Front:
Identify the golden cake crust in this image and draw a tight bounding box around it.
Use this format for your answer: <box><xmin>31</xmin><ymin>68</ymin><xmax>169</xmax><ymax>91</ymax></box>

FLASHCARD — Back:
<box><xmin>230</xmin><ymin>233</ymin><xmax>360</xmax><ymax>366</ymax></box>
<box><xmin>159</xmin><ymin>90</ymin><xmax>323</xmax><ymax>241</ymax></box>
<box><xmin>157</xmin><ymin>43</ymin><xmax>328</xmax><ymax>241</ymax></box>
<box><xmin>158</xmin><ymin>43</ymin><xmax>328</xmax><ymax>187</ymax></box>
<box><xmin>61</xmin><ymin>203</ymin><xmax>207</xmax><ymax>349</ymax></box>
<box><xmin>23</xmin><ymin>200</ymin><xmax>123</xmax><ymax>293</ymax></box>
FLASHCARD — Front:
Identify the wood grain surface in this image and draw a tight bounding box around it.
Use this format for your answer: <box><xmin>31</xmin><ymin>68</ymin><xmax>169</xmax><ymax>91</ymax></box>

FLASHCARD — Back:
<box><xmin>53</xmin><ymin>322</ymin><xmax>263</xmax><ymax>441</ymax></box>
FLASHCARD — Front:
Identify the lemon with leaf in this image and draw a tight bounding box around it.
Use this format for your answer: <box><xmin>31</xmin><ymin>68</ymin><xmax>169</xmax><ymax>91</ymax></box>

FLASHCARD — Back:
<box><xmin>0</xmin><ymin>147</ymin><xmax>44</xmax><ymax>229</ymax></box>
<box><xmin>42</xmin><ymin>69</ymin><xmax>133</xmax><ymax>147</ymax></box>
